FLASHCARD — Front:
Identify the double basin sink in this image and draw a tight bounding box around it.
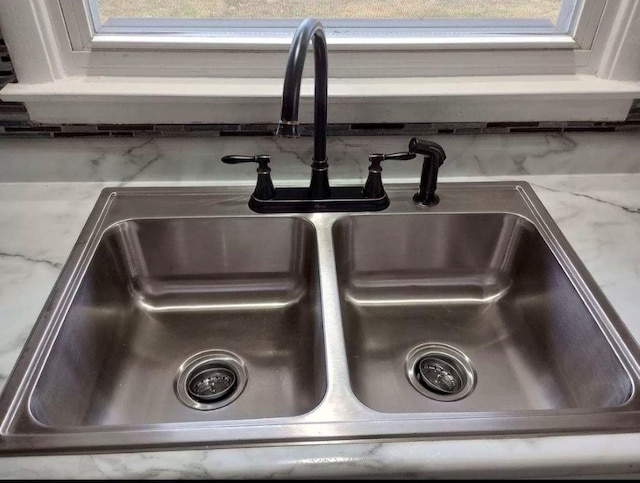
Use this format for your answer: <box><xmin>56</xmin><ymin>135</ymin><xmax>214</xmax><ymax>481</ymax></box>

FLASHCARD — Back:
<box><xmin>1</xmin><ymin>182</ymin><xmax>639</xmax><ymax>453</ymax></box>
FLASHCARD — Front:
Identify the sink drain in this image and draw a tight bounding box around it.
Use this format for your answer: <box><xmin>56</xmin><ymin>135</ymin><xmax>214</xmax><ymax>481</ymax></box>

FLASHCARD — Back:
<box><xmin>175</xmin><ymin>350</ymin><xmax>247</xmax><ymax>410</ymax></box>
<box><xmin>417</xmin><ymin>357</ymin><xmax>464</xmax><ymax>395</ymax></box>
<box><xmin>405</xmin><ymin>343</ymin><xmax>476</xmax><ymax>402</ymax></box>
<box><xmin>187</xmin><ymin>365</ymin><xmax>237</xmax><ymax>403</ymax></box>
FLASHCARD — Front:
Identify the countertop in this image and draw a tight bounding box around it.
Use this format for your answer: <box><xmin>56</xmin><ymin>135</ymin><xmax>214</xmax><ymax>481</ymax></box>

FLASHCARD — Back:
<box><xmin>1</xmin><ymin>133</ymin><xmax>639</xmax><ymax>478</ymax></box>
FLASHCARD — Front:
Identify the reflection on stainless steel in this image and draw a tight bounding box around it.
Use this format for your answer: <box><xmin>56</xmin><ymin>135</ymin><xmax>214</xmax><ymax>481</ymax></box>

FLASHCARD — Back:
<box><xmin>1</xmin><ymin>182</ymin><xmax>640</xmax><ymax>454</ymax></box>
<box><xmin>136</xmin><ymin>299</ymin><xmax>302</xmax><ymax>312</ymax></box>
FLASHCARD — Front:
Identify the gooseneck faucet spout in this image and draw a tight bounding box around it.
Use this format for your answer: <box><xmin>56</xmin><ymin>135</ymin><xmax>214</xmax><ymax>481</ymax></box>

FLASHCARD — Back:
<box><xmin>222</xmin><ymin>17</ymin><xmax>447</xmax><ymax>213</ymax></box>
<box><xmin>276</xmin><ymin>17</ymin><xmax>330</xmax><ymax>199</ymax></box>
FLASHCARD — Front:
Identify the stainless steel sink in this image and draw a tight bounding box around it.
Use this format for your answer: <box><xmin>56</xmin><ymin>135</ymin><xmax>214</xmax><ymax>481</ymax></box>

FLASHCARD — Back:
<box><xmin>31</xmin><ymin>217</ymin><xmax>325</xmax><ymax>426</ymax></box>
<box><xmin>1</xmin><ymin>182</ymin><xmax>640</xmax><ymax>454</ymax></box>
<box><xmin>334</xmin><ymin>213</ymin><xmax>631</xmax><ymax>413</ymax></box>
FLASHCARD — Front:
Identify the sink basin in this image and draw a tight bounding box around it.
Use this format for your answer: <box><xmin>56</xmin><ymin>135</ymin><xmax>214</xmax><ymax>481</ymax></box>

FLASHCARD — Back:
<box><xmin>31</xmin><ymin>217</ymin><xmax>325</xmax><ymax>426</ymax></box>
<box><xmin>1</xmin><ymin>182</ymin><xmax>640</xmax><ymax>454</ymax></box>
<box><xmin>333</xmin><ymin>213</ymin><xmax>631</xmax><ymax>413</ymax></box>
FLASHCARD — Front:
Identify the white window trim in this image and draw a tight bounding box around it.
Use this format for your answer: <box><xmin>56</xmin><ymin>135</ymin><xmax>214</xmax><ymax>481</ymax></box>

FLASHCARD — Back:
<box><xmin>63</xmin><ymin>0</ymin><xmax>586</xmax><ymax>52</ymax></box>
<box><xmin>45</xmin><ymin>0</ymin><xmax>602</xmax><ymax>78</ymax></box>
<box><xmin>0</xmin><ymin>0</ymin><xmax>639</xmax><ymax>124</ymax></box>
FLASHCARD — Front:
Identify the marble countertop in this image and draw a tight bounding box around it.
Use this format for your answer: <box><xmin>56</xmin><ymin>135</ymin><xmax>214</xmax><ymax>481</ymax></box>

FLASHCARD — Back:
<box><xmin>1</xmin><ymin>133</ymin><xmax>640</xmax><ymax>478</ymax></box>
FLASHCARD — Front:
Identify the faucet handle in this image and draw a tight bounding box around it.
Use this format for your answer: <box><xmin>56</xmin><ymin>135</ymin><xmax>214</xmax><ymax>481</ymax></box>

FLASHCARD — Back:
<box><xmin>363</xmin><ymin>151</ymin><xmax>416</xmax><ymax>199</ymax></box>
<box><xmin>221</xmin><ymin>154</ymin><xmax>275</xmax><ymax>200</ymax></box>
<box><xmin>222</xmin><ymin>154</ymin><xmax>271</xmax><ymax>167</ymax></box>
<box><xmin>368</xmin><ymin>152</ymin><xmax>416</xmax><ymax>167</ymax></box>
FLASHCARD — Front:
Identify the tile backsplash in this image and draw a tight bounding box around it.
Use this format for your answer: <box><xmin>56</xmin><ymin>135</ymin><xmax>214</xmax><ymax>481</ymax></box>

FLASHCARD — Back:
<box><xmin>2</xmin><ymin>121</ymin><xmax>640</xmax><ymax>139</ymax></box>
<box><xmin>0</xmin><ymin>27</ymin><xmax>29</xmax><ymax>128</ymax></box>
<box><xmin>0</xmin><ymin>27</ymin><xmax>639</xmax><ymax>138</ymax></box>
<box><xmin>628</xmin><ymin>99</ymin><xmax>640</xmax><ymax>121</ymax></box>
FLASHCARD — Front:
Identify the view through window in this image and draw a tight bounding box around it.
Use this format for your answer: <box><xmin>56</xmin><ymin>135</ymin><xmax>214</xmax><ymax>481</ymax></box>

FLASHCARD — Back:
<box><xmin>96</xmin><ymin>0</ymin><xmax>564</xmax><ymax>24</ymax></box>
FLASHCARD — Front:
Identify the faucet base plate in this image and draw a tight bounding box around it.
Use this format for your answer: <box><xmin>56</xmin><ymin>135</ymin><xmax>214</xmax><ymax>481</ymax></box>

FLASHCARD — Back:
<box><xmin>249</xmin><ymin>186</ymin><xmax>389</xmax><ymax>213</ymax></box>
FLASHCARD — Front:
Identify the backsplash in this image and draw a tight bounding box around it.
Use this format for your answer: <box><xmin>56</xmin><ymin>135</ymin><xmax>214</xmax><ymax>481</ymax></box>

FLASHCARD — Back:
<box><xmin>0</xmin><ymin>27</ymin><xmax>639</xmax><ymax>137</ymax></box>
<box><xmin>0</xmin><ymin>26</ymin><xmax>28</xmax><ymax>129</ymax></box>
<box><xmin>2</xmin><ymin>121</ymin><xmax>640</xmax><ymax>138</ymax></box>
<box><xmin>628</xmin><ymin>99</ymin><xmax>640</xmax><ymax>121</ymax></box>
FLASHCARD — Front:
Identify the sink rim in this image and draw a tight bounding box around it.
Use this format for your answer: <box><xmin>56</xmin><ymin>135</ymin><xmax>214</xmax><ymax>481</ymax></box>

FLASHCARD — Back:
<box><xmin>1</xmin><ymin>181</ymin><xmax>640</xmax><ymax>455</ymax></box>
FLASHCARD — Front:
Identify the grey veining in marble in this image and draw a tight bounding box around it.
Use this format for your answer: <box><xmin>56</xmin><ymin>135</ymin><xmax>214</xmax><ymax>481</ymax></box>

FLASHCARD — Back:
<box><xmin>1</xmin><ymin>434</ymin><xmax>639</xmax><ymax>479</ymax></box>
<box><xmin>1</xmin><ymin>132</ymin><xmax>640</xmax><ymax>478</ymax></box>
<box><xmin>1</xmin><ymin>132</ymin><xmax>640</xmax><ymax>184</ymax></box>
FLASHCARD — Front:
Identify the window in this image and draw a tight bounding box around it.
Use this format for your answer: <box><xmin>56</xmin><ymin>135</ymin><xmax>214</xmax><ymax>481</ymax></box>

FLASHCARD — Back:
<box><xmin>0</xmin><ymin>0</ymin><xmax>638</xmax><ymax>124</ymax></box>
<box><xmin>70</xmin><ymin>0</ymin><xmax>588</xmax><ymax>53</ymax></box>
<box><xmin>96</xmin><ymin>1</ymin><xmax>566</xmax><ymax>22</ymax></box>
<box><xmin>55</xmin><ymin>0</ymin><xmax>608</xmax><ymax>78</ymax></box>
<box><xmin>91</xmin><ymin>0</ymin><xmax>574</xmax><ymax>41</ymax></box>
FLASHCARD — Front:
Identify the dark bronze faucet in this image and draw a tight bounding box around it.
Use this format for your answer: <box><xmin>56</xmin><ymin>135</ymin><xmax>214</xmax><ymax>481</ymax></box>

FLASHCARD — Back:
<box><xmin>275</xmin><ymin>17</ymin><xmax>330</xmax><ymax>200</ymax></box>
<box><xmin>221</xmin><ymin>18</ymin><xmax>448</xmax><ymax>213</ymax></box>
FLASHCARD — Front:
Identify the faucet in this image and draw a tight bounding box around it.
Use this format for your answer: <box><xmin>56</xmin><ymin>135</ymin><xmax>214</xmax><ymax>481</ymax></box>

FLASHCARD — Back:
<box><xmin>275</xmin><ymin>17</ymin><xmax>330</xmax><ymax>200</ymax></box>
<box><xmin>220</xmin><ymin>18</ymin><xmax>448</xmax><ymax>213</ymax></box>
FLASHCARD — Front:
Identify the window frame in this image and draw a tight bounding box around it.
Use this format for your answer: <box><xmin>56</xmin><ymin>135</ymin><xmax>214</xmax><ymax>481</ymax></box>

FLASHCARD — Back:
<box><xmin>64</xmin><ymin>0</ymin><xmax>592</xmax><ymax>45</ymax></box>
<box><xmin>63</xmin><ymin>0</ymin><xmax>589</xmax><ymax>51</ymax></box>
<box><xmin>57</xmin><ymin>0</ymin><xmax>603</xmax><ymax>71</ymax></box>
<box><xmin>0</xmin><ymin>0</ymin><xmax>638</xmax><ymax>124</ymax></box>
<box><xmin>32</xmin><ymin>0</ymin><xmax>610</xmax><ymax>79</ymax></box>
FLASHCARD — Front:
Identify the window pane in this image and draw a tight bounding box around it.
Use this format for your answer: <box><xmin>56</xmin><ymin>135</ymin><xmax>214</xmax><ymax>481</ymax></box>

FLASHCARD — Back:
<box><xmin>96</xmin><ymin>0</ymin><xmax>564</xmax><ymax>24</ymax></box>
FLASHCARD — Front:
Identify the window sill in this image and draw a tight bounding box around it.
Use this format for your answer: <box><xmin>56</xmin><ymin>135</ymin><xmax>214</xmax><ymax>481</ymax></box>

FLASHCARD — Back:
<box><xmin>2</xmin><ymin>74</ymin><xmax>638</xmax><ymax>124</ymax></box>
<box><xmin>91</xmin><ymin>34</ymin><xmax>577</xmax><ymax>51</ymax></box>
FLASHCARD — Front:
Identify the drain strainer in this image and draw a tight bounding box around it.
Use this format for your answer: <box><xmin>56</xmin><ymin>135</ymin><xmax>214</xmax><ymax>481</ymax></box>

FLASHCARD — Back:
<box><xmin>175</xmin><ymin>350</ymin><xmax>247</xmax><ymax>410</ymax></box>
<box><xmin>405</xmin><ymin>343</ymin><xmax>476</xmax><ymax>402</ymax></box>
<box><xmin>187</xmin><ymin>365</ymin><xmax>237</xmax><ymax>403</ymax></box>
